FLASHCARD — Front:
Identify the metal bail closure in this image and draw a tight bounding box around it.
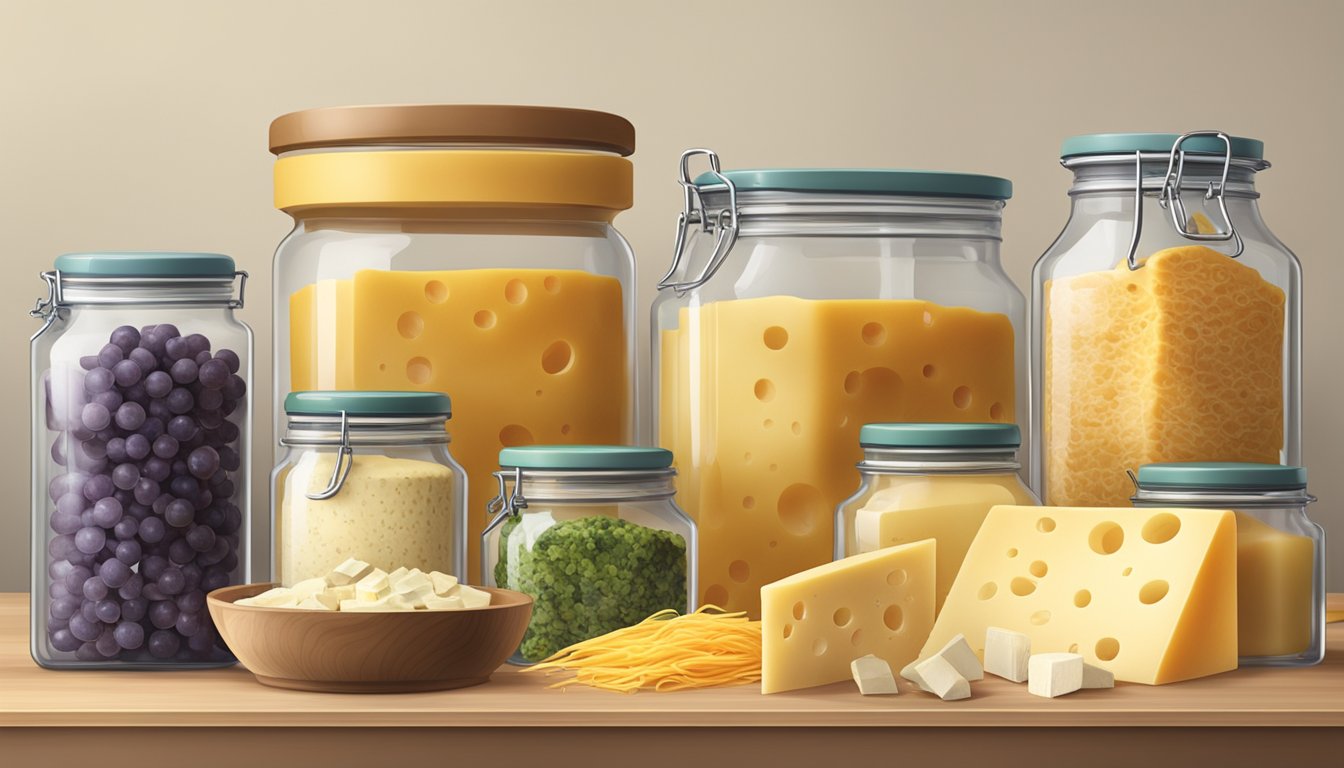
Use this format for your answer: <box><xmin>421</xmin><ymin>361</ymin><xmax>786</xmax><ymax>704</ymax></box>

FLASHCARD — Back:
<box><xmin>230</xmin><ymin>271</ymin><xmax>250</xmax><ymax>309</ymax></box>
<box><xmin>486</xmin><ymin>467</ymin><xmax>528</xmax><ymax>520</ymax></box>
<box><xmin>306</xmin><ymin>410</ymin><xmax>355</xmax><ymax>500</ymax></box>
<box><xmin>656</xmin><ymin>147</ymin><xmax>740</xmax><ymax>294</ymax></box>
<box><xmin>29</xmin><ymin>271</ymin><xmax>61</xmax><ymax>319</ymax></box>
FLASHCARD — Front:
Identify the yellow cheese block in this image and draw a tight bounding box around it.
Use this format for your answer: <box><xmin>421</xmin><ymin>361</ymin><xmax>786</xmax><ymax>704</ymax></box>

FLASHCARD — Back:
<box><xmin>761</xmin><ymin>539</ymin><xmax>935</xmax><ymax>694</ymax></box>
<box><xmin>851</xmin><ymin>474</ymin><xmax>1037</xmax><ymax>613</ymax></box>
<box><xmin>922</xmin><ymin>505</ymin><xmax>1238</xmax><ymax>685</ymax></box>
<box><xmin>660</xmin><ymin>296</ymin><xmax>1016</xmax><ymax>617</ymax></box>
<box><xmin>1235</xmin><ymin>511</ymin><xmax>1315</xmax><ymax>657</ymax></box>
<box><xmin>290</xmin><ymin>268</ymin><xmax>628</xmax><ymax>582</ymax></box>
<box><xmin>1043</xmin><ymin>245</ymin><xmax>1284</xmax><ymax>506</ymax></box>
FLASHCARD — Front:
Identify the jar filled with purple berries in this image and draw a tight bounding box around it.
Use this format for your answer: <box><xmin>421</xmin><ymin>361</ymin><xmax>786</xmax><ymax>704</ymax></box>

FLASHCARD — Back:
<box><xmin>29</xmin><ymin>252</ymin><xmax>252</xmax><ymax>668</ymax></box>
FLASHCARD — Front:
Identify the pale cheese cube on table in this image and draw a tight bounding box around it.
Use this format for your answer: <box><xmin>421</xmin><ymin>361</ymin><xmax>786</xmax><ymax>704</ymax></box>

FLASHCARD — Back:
<box><xmin>1028</xmin><ymin>653</ymin><xmax>1084</xmax><ymax>698</ymax></box>
<box><xmin>1082</xmin><ymin>662</ymin><xmax>1115</xmax><ymax>689</ymax></box>
<box><xmin>900</xmin><ymin>659</ymin><xmax>928</xmax><ymax>692</ymax></box>
<box><xmin>387</xmin><ymin>567</ymin><xmax>410</xmax><ymax>585</ymax></box>
<box><xmin>985</xmin><ymin>627</ymin><xmax>1031</xmax><ymax>682</ymax></box>
<box><xmin>914</xmin><ymin>654</ymin><xmax>970</xmax><ymax>701</ymax></box>
<box><xmin>850</xmin><ymin>655</ymin><xmax>900</xmax><ymax>695</ymax></box>
<box><xmin>327</xmin><ymin>557</ymin><xmax>374</xmax><ymax>586</ymax></box>
<box><xmin>927</xmin><ymin>633</ymin><xmax>982</xmax><ymax>681</ymax></box>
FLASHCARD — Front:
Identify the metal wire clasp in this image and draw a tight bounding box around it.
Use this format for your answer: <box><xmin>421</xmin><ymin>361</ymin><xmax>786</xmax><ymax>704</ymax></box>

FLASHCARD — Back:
<box><xmin>1124</xmin><ymin>130</ymin><xmax>1244</xmax><ymax>270</ymax></box>
<box><xmin>656</xmin><ymin>147</ymin><xmax>740</xmax><ymax>294</ymax></box>
<box><xmin>486</xmin><ymin>467</ymin><xmax>528</xmax><ymax>520</ymax></box>
<box><xmin>306</xmin><ymin>410</ymin><xmax>354</xmax><ymax>500</ymax></box>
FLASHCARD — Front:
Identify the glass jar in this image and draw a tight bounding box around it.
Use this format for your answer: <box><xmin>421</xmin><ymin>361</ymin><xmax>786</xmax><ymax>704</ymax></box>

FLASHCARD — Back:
<box><xmin>835</xmin><ymin>423</ymin><xmax>1037</xmax><ymax>613</ymax></box>
<box><xmin>270</xmin><ymin>104</ymin><xmax>636</xmax><ymax>583</ymax></box>
<box><xmin>273</xmin><ymin>391</ymin><xmax>466</xmax><ymax>585</ymax></box>
<box><xmin>654</xmin><ymin>149</ymin><xmax>1023</xmax><ymax>617</ymax></box>
<box><xmin>1131</xmin><ymin>462</ymin><xmax>1323</xmax><ymax>666</ymax></box>
<box><xmin>1032</xmin><ymin>132</ymin><xmax>1301</xmax><ymax>507</ymax></box>
<box><xmin>482</xmin><ymin>446</ymin><xmax>696</xmax><ymax>664</ymax></box>
<box><xmin>29</xmin><ymin>252</ymin><xmax>252</xmax><ymax>668</ymax></box>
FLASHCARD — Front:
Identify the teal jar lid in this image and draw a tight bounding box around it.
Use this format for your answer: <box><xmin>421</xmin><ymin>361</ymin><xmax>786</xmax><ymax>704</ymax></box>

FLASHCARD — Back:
<box><xmin>692</xmin><ymin>168</ymin><xmax>1012</xmax><ymax>201</ymax></box>
<box><xmin>284</xmin><ymin>390</ymin><xmax>451</xmax><ymax>418</ymax></box>
<box><xmin>1061</xmin><ymin>132</ymin><xmax>1264</xmax><ymax>160</ymax></box>
<box><xmin>860</xmin><ymin>423</ymin><xmax>1021</xmax><ymax>449</ymax></box>
<box><xmin>499</xmin><ymin>445</ymin><xmax>674</xmax><ymax>471</ymax></box>
<box><xmin>1135</xmin><ymin>462</ymin><xmax>1306</xmax><ymax>491</ymax></box>
<box><xmin>55</xmin><ymin>252</ymin><xmax>237</xmax><ymax>277</ymax></box>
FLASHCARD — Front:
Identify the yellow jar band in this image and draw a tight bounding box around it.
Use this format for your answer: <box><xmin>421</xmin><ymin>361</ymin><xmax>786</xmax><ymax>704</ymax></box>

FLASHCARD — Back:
<box><xmin>273</xmin><ymin>150</ymin><xmax>633</xmax><ymax>215</ymax></box>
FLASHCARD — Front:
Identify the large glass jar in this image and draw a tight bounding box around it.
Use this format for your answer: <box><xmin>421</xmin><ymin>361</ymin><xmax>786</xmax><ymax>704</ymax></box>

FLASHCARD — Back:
<box><xmin>1032</xmin><ymin>132</ymin><xmax>1301</xmax><ymax>507</ymax></box>
<box><xmin>29</xmin><ymin>253</ymin><xmax>252</xmax><ymax>668</ymax></box>
<box><xmin>835</xmin><ymin>423</ymin><xmax>1038</xmax><ymax>614</ymax></box>
<box><xmin>272</xmin><ymin>391</ymin><xmax>466</xmax><ymax>586</ymax></box>
<box><xmin>1131</xmin><ymin>462</ymin><xmax>1323</xmax><ymax>666</ymax></box>
<box><xmin>270</xmin><ymin>105</ymin><xmax>636</xmax><ymax>583</ymax></box>
<box><xmin>482</xmin><ymin>446</ymin><xmax>696</xmax><ymax>664</ymax></box>
<box><xmin>654</xmin><ymin>149</ymin><xmax>1024</xmax><ymax>617</ymax></box>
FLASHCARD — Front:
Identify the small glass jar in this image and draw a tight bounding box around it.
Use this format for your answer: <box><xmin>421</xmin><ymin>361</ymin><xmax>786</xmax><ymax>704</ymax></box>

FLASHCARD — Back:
<box><xmin>482</xmin><ymin>446</ymin><xmax>696</xmax><ymax>665</ymax></box>
<box><xmin>654</xmin><ymin>150</ymin><xmax>1023</xmax><ymax>617</ymax></box>
<box><xmin>29</xmin><ymin>252</ymin><xmax>252</xmax><ymax>668</ymax></box>
<box><xmin>1033</xmin><ymin>132</ymin><xmax>1301</xmax><ymax>507</ymax></box>
<box><xmin>272</xmin><ymin>391</ymin><xmax>466</xmax><ymax>585</ymax></box>
<box><xmin>269</xmin><ymin>105</ymin><xmax>637</xmax><ymax>585</ymax></box>
<box><xmin>1131</xmin><ymin>462</ymin><xmax>1323</xmax><ymax>666</ymax></box>
<box><xmin>835</xmin><ymin>423</ymin><xmax>1038</xmax><ymax>613</ymax></box>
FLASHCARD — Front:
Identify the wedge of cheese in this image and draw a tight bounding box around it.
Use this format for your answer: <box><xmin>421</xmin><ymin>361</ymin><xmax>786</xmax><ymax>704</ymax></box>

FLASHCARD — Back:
<box><xmin>922</xmin><ymin>505</ymin><xmax>1237</xmax><ymax>685</ymax></box>
<box><xmin>761</xmin><ymin>539</ymin><xmax>934</xmax><ymax>694</ymax></box>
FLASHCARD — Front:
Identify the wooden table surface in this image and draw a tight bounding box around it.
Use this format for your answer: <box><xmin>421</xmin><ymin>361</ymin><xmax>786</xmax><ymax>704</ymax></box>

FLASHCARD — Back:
<box><xmin>4</xmin><ymin>593</ymin><xmax>1343</xmax><ymax>765</ymax></box>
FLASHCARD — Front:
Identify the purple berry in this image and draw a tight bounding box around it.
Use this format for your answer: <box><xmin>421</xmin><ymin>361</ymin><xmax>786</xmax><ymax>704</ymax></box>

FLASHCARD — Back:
<box><xmin>109</xmin><ymin>325</ymin><xmax>140</xmax><ymax>352</ymax></box>
<box><xmin>147</xmin><ymin>630</ymin><xmax>180</xmax><ymax>659</ymax></box>
<box><xmin>144</xmin><ymin>370</ymin><xmax>172</xmax><ymax>398</ymax></box>
<box><xmin>138</xmin><ymin>516</ymin><xmax>165</xmax><ymax>544</ymax></box>
<box><xmin>215</xmin><ymin>349</ymin><xmax>240</xmax><ymax>373</ymax></box>
<box><xmin>114</xmin><ymin>401</ymin><xmax>146</xmax><ymax>431</ymax></box>
<box><xmin>81</xmin><ymin>402</ymin><xmax>111</xmax><ymax>431</ymax></box>
<box><xmin>97</xmin><ymin>343</ymin><xmax>124</xmax><ymax>368</ymax></box>
<box><xmin>111</xmin><ymin>359</ymin><xmax>142</xmax><ymax>387</ymax></box>
<box><xmin>84</xmin><ymin>367</ymin><xmax>114</xmax><ymax>394</ymax></box>
<box><xmin>113</xmin><ymin>621</ymin><xmax>144</xmax><ymax>650</ymax></box>
<box><xmin>74</xmin><ymin>526</ymin><xmax>106</xmax><ymax>555</ymax></box>
<box><xmin>170</xmin><ymin>358</ymin><xmax>198</xmax><ymax>384</ymax></box>
<box><xmin>164</xmin><ymin>499</ymin><xmax>194</xmax><ymax>528</ymax></box>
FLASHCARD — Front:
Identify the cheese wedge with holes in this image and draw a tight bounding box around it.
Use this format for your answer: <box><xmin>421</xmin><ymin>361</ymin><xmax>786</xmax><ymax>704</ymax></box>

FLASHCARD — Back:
<box><xmin>923</xmin><ymin>505</ymin><xmax>1237</xmax><ymax>685</ymax></box>
<box><xmin>661</xmin><ymin>296</ymin><xmax>1016</xmax><ymax>617</ymax></box>
<box><xmin>761</xmin><ymin>539</ymin><xmax>935</xmax><ymax>694</ymax></box>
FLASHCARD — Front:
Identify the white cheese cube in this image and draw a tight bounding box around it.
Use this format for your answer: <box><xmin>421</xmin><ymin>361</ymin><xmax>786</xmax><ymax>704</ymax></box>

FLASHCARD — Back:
<box><xmin>295</xmin><ymin>596</ymin><xmax>336</xmax><ymax>611</ymax></box>
<box><xmin>429</xmin><ymin>571</ymin><xmax>459</xmax><ymax>595</ymax></box>
<box><xmin>900</xmin><ymin>659</ymin><xmax>929</xmax><ymax>692</ymax></box>
<box><xmin>422</xmin><ymin>595</ymin><xmax>465</xmax><ymax>611</ymax></box>
<box><xmin>387</xmin><ymin>567</ymin><xmax>410</xmax><ymax>586</ymax></box>
<box><xmin>355</xmin><ymin>568</ymin><xmax>390</xmax><ymax>601</ymax></box>
<box><xmin>930</xmin><ymin>632</ymin><xmax>983</xmax><ymax>681</ymax></box>
<box><xmin>1028</xmin><ymin>653</ymin><xmax>1084</xmax><ymax>698</ymax></box>
<box><xmin>984</xmin><ymin>627</ymin><xmax>1031</xmax><ymax>683</ymax></box>
<box><xmin>309</xmin><ymin>589</ymin><xmax>340</xmax><ymax>610</ymax></box>
<box><xmin>326</xmin><ymin>584</ymin><xmax>356</xmax><ymax>603</ymax></box>
<box><xmin>1082</xmin><ymin>662</ymin><xmax>1115</xmax><ymax>689</ymax></box>
<box><xmin>327</xmin><ymin>557</ymin><xmax>373</xmax><ymax>586</ymax></box>
<box><xmin>237</xmin><ymin>587</ymin><xmax>297</xmax><ymax>608</ymax></box>
<box><xmin>850</xmin><ymin>655</ymin><xmax>900</xmax><ymax>695</ymax></box>
<box><xmin>290</xmin><ymin>577</ymin><xmax>329</xmax><ymax>600</ymax></box>
<box><xmin>456</xmin><ymin>584</ymin><xmax>492</xmax><ymax>609</ymax></box>
<box><xmin>914</xmin><ymin>655</ymin><xmax>970</xmax><ymax>701</ymax></box>
<box><xmin>340</xmin><ymin>593</ymin><xmax>414</xmax><ymax>612</ymax></box>
<box><xmin>392</xmin><ymin>570</ymin><xmax>432</xmax><ymax>595</ymax></box>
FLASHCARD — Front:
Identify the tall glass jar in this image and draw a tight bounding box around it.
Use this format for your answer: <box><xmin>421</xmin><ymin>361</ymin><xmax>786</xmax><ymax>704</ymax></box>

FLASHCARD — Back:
<box><xmin>835</xmin><ymin>423</ymin><xmax>1038</xmax><ymax>613</ymax></box>
<box><xmin>29</xmin><ymin>252</ymin><xmax>252</xmax><ymax>668</ymax></box>
<box><xmin>482</xmin><ymin>446</ymin><xmax>696</xmax><ymax>664</ymax></box>
<box><xmin>654</xmin><ymin>149</ymin><xmax>1023</xmax><ymax>617</ymax></box>
<box><xmin>272</xmin><ymin>391</ymin><xmax>466</xmax><ymax>586</ymax></box>
<box><xmin>1032</xmin><ymin>132</ymin><xmax>1301</xmax><ymax>507</ymax></box>
<box><xmin>1131</xmin><ymin>462</ymin><xmax>1323</xmax><ymax>666</ymax></box>
<box><xmin>270</xmin><ymin>105</ymin><xmax>636</xmax><ymax>583</ymax></box>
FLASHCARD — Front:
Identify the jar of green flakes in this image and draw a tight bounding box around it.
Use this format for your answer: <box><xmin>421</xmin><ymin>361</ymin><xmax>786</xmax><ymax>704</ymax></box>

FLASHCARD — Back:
<box><xmin>482</xmin><ymin>445</ymin><xmax>697</xmax><ymax>664</ymax></box>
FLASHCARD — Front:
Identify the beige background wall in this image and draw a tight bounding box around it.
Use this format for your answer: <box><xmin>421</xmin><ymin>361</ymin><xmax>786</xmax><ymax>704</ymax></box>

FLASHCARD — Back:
<box><xmin>1</xmin><ymin>0</ymin><xmax>1340</xmax><ymax>591</ymax></box>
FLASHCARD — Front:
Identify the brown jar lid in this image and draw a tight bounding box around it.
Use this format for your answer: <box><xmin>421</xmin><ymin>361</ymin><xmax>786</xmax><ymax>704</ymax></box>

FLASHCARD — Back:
<box><xmin>269</xmin><ymin>104</ymin><xmax>635</xmax><ymax>156</ymax></box>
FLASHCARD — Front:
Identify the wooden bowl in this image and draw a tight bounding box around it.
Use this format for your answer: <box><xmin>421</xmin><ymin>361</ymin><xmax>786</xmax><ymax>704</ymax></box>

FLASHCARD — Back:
<box><xmin>207</xmin><ymin>583</ymin><xmax>533</xmax><ymax>693</ymax></box>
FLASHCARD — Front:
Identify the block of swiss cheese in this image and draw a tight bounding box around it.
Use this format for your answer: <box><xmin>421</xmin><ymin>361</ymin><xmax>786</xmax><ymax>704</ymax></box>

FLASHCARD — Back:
<box><xmin>922</xmin><ymin>505</ymin><xmax>1237</xmax><ymax>685</ymax></box>
<box><xmin>761</xmin><ymin>539</ymin><xmax>934</xmax><ymax>694</ymax></box>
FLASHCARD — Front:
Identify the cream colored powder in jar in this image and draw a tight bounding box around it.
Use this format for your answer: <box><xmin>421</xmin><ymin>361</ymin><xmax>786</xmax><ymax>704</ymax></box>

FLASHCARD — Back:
<box><xmin>277</xmin><ymin>453</ymin><xmax>457</xmax><ymax>585</ymax></box>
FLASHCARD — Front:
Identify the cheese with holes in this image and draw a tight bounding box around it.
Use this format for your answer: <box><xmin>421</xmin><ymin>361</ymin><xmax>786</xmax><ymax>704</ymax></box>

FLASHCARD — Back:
<box><xmin>661</xmin><ymin>297</ymin><xmax>1015</xmax><ymax>617</ymax></box>
<box><xmin>290</xmin><ymin>268</ymin><xmax>628</xmax><ymax>582</ymax></box>
<box><xmin>761</xmin><ymin>539</ymin><xmax>934</xmax><ymax>694</ymax></box>
<box><xmin>1043</xmin><ymin>245</ymin><xmax>1284</xmax><ymax>506</ymax></box>
<box><xmin>922</xmin><ymin>505</ymin><xmax>1237</xmax><ymax>685</ymax></box>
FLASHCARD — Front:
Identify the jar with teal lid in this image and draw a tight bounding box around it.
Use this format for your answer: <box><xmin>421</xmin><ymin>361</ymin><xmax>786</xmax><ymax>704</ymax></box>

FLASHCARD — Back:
<box><xmin>835</xmin><ymin>423</ymin><xmax>1038</xmax><ymax>613</ymax></box>
<box><xmin>29</xmin><ymin>252</ymin><xmax>252</xmax><ymax>668</ymax></box>
<box><xmin>273</xmin><ymin>391</ymin><xmax>466</xmax><ymax>586</ymax></box>
<box><xmin>653</xmin><ymin>150</ymin><xmax>1023</xmax><ymax>618</ymax></box>
<box><xmin>1131</xmin><ymin>462</ymin><xmax>1323</xmax><ymax>666</ymax></box>
<box><xmin>1033</xmin><ymin>132</ymin><xmax>1301</xmax><ymax>509</ymax></box>
<box><xmin>482</xmin><ymin>445</ymin><xmax>695</xmax><ymax>664</ymax></box>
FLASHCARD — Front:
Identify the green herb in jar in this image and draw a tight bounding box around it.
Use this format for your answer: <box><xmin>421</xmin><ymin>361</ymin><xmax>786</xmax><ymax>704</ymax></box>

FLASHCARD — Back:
<box><xmin>495</xmin><ymin>514</ymin><xmax>687</xmax><ymax>662</ymax></box>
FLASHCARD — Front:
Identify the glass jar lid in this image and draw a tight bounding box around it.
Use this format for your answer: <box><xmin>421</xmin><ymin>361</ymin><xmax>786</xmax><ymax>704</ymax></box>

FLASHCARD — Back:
<box><xmin>499</xmin><ymin>445</ymin><xmax>673</xmax><ymax>471</ymax></box>
<box><xmin>692</xmin><ymin>168</ymin><xmax>1012</xmax><ymax>200</ymax></box>
<box><xmin>55</xmin><ymin>252</ymin><xmax>237</xmax><ymax>277</ymax></box>
<box><xmin>31</xmin><ymin>252</ymin><xmax>247</xmax><ymax>321</ymax></box>
<box><xmin>860</xmin><ymin>422</ymin><xmax>1021</xmax><ymax>449</ymax></box>
<box><xmin>1135</xmin><ymin>462</ymin><xmax>1306</xmax><ymax>492</ymax></box>
<box><xmin>1062</xmin><ymin>132</ymin><xmax>1264</xmax><ymax>161</ymax></box>
<box><xmin>284</xmin><ymin>390</ymin><xmax>451</xmax><ymax>418</ymax></box>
